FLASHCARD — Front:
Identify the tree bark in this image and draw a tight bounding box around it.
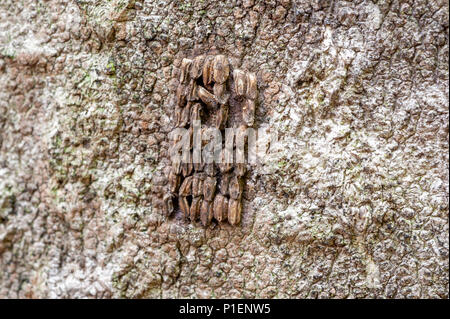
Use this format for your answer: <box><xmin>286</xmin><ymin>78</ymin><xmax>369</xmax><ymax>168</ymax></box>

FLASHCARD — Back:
<box><xmin>0</xmin><ymin>0</ymin><xmax>448</xmax><ymax>298</ymax></box>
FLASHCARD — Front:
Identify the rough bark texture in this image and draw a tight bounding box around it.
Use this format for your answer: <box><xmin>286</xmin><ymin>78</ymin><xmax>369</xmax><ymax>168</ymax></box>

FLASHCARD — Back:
<box><xmin>0</xmin><ymin>0</ymin><xmax>448</xmax><ymax>298</ymax></box>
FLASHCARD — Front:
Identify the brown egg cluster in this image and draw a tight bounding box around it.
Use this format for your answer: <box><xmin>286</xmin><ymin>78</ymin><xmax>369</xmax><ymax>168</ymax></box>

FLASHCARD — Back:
<box><xmin>165</xmin><ymin>54</ymin><xmax>258</xmax><ymax>226</ymax></box>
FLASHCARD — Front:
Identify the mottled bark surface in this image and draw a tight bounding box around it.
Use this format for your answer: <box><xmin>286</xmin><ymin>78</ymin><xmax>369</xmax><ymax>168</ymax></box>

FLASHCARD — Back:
<box><xmin>0</xmin><ymin>0</ymin><xmax>448</xmax><ymax>298</ymax></box>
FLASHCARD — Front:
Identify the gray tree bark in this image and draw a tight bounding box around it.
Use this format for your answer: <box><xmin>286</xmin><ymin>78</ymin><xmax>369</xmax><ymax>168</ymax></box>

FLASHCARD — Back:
<box><xmin>0</xmin><ymin>0</ymin><xmax>448</xmax><ymax>298</ymax></box>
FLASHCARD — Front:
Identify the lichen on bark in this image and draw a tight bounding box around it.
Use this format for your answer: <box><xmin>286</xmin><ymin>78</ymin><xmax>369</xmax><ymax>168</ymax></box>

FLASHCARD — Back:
<box><xmin>0</xmin><ymin>0</ymin><xmax>448</xmax><ymax>298</ymax></box>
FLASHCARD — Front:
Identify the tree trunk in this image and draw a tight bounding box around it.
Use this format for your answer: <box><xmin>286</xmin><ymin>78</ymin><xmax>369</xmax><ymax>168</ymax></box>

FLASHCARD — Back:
<box><xmin>0</xmin><ymin>0</ymin><xmax>448</xmax><ymax>298</ymax></box>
